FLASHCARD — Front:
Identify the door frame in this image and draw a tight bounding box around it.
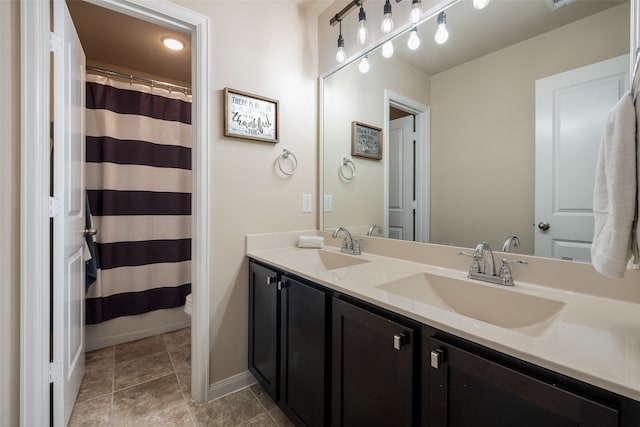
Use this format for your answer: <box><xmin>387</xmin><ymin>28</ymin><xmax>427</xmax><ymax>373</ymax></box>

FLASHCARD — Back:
<box><xmin>19</xmin><ymin>1</ymin><xmax>211</xmax><ymax>424</ymax></box>
<box><xmin>383</xmin><ymin>90</ymin><xmax>430</xmax><ymax>243</ymax></box>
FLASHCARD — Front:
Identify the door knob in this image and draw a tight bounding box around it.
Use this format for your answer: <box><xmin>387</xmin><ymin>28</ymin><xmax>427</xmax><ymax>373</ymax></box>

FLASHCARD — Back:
<box><xmin>82</xmin><ymin>227</ymin><xmax>97</xmax><ymax>236</ymax></box>
<box><xmin>537</xmin><ymin>221</ymin><xmax>550</xmax><ymax>231</ymax></box>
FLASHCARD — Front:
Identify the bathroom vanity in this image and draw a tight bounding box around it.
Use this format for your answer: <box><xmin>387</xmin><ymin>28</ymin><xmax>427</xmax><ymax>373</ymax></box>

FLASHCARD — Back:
<box><xmin>247</xmin><ymin>234</ymin><xmax>640</xmax><ymax>427</ymax></box>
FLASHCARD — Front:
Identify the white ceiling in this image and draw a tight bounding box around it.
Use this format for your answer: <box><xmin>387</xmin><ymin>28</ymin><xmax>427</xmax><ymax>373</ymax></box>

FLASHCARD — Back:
<box><xmin>66</xmin><ymin>0</ymin><xmax>191</xmax><ymax>84</ymax></box>
<box><xmin>391</xmin><ymin>0</ymin><xmax>627</xmax><ymax>76</ymax></box>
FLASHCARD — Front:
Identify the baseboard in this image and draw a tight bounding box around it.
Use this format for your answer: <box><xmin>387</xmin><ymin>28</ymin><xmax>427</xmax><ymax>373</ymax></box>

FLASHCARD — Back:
<box><xmin>86</xmin><ymin>309</ymin><xmax>191</xmax><ymax>351</ymax></box>
<box><xmin>208</xmin><ymin>370</ymin><xmax>257</xmax><ymax>401</ymax></box>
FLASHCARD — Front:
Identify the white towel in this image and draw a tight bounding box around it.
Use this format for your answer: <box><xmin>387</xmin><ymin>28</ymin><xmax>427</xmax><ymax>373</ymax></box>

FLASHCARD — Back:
<box><xmin>591</xmin><ymin>91</ymin><xmax>637</xmax><ymax>278</ymax></box>
<box><xmin>297</xmin><ymin>235</ymin><xmax>324</xmax><ymax>248</ymax></box>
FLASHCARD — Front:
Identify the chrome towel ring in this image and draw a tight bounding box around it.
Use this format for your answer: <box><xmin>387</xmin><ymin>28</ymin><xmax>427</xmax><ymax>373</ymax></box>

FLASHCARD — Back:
<box><xmin>278</xmin><ymin>148</ymin><xmax>298</xmax><ymax>176</ymax></box>
<box><xmin>339</xmin><ymin>157</ymin><xmax>356</xmax><ymax>181</ymax></box>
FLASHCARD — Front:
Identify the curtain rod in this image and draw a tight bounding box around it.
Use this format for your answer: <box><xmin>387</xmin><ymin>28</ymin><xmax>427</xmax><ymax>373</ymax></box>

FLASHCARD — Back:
<box><xmin>86</xmin><ymin>65</ymin><xmax>191</xmax><ymax>95</ymax></box>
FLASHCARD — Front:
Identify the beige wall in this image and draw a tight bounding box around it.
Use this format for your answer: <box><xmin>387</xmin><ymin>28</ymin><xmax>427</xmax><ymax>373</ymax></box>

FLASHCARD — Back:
<box><xmin>4</xmin><ymin>0</ymin><xmax>320</xmax><ymax>415</ymax></box>
<box><xmin>323</xmin><ymin>53</ymin><xmax>430</xmax><ymax>233</ymax></box>
<box><xmin>0</xmin><ymin>0</ymin><xmax>21</xmax><ymax>425</ymax></box>
<box><xmin>429</xmin><ymin>4</ymin><xmax>629</xmax><ymax>252</ymax></box>
<box><xmin>176</xmin><ymin>0</ymin><xmax>319</xmax><ymax>382</ymax></box>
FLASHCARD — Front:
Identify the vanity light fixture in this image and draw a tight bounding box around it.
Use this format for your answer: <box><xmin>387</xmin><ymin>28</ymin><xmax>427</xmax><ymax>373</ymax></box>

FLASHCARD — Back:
<box><xmin>356</xmin><ymin>3</ymin><xmax>369</xmax><ymax>46</ymax></box>
<box><xmin>381</xmin><ymin>0</ymin><xmax>394</xmax><ymax>34</ymax></box>
<box><xmin>359</xmin><ymin>55</ymin><xmax>370</xmax><ymax>73</ymax></box>
<box><xmin>335</xmin><ymin>18</ymin><xmax>347</xmax><ymax>63</ymax></box>
<box><xmin>161</xmin><ymin>36</ymin><xmax>184</xmax><ymax>51</ymax></box>
<box><xmin>434</xmin><ymin>11</ymin><xmax>449</xmax><ymax>45</ymax></box>
<box><xmin>473</xmin><ymin>0</ymin><xmax>490</xmax><ymax>10</ymax></box>
<box><xmin>407</xmin><ymin>27</ymin><xmax>420</xmax><ymax>50</ymax></box>
<box><xmin>382</xmin><ymin>40</ymin><xmax>394</xmax><ymax>58</ymax></box>
<box><xmin>409</xmin><ymin>0</ymin><xmax>423</xmax><ymax>24</ymax></box>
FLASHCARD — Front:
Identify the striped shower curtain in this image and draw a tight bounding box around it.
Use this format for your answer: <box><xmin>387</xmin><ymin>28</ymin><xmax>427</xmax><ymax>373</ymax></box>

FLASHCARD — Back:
<box><xmin>85</xmin><ymin>73</ymin><xmax>192</xmax><ymax>324</ymax></box>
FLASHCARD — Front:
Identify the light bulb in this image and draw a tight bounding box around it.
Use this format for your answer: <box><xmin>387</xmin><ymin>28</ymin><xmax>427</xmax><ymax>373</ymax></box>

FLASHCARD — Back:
<box><xmin>409</xmin><ymin>0</ymin><xmax>422</xmax><ymax>24</ymax></box>
<box><xmin>435</xmin><ymin>12</ymin><xmax>448</xmax><ymax>45</ymax></box>
<box><xmin>435</xmin><ymin>23</ymin><xmax>448</xmax><ymax>44</ymax></box>
<box><xmin>359</xmin><ymin>56</ymin><xmax>370</xmax><ymax>73</ymax></box>
<box><xmin>382</xmin><ymin>40</ymin><xmax>394</xmax><ymax>58</ymax></box>
<box><xmin>381</xmin><ymin>13</ymin><xmax>394</xmax><ymax>33</ymax></box>
<box><xmin>336</xmin><ymin>33</ymin><xmax>346</xmax><ymax>63</ymax></box>
<box><xmin>407</xmin><ymin>28</ymin><xmax>420</xmax><ymax>50</ymax></box>
<box><xmin>380</xmin><ymin>0</ymin><xmax>393</xmax><ymax>34</ymax></box>
<box><xmin>357</xmin><ymin>6</ymin><xmax>368</xmax><ymax>46</ymax></box>
<box><xmin>473</xmin><ymin>0</ymin><xmax>490</xmax><ymax>9</ymax></box>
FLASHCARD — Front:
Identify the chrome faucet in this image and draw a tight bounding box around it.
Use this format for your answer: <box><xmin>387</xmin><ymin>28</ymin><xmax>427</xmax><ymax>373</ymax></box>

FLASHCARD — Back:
<box><xmin>502</xmin><ymin>235</ymin><xmax>521</xmax><ymax>252</ymax></box>
<box><xmin>459</xmin><ymin>241</ymin><xmax>527</xmax><ymax>286</ymax></box>
<box><xmin>475</xmin><ymin>241</ymin><xmax>496</xmax><ymax>276</ymax></box>
<box><xmin>332</xmin><ymin>227</ymin><xmax>361</xmax><ymax>255</ymax></box>
<box><xmin>367</xmin><ymin>224</ymin><xmax>383</xmax><ymax>236</ymax></box>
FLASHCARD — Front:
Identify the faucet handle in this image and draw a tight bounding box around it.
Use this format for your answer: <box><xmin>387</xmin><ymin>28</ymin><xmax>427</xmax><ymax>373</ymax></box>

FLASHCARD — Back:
<box><xmin>498</xmin><ymin>258</ymin><xmax>528</xmax><ymax>286</ymax></box>
<box><xmin>501</xmin><ymin>258</ymin><xmax>528</xmax><ymax>266</ymax></box>
<box><xmin>458</xmin><ymin>251</ymin><xmax>481</xmax><ymax>273</ymax></box>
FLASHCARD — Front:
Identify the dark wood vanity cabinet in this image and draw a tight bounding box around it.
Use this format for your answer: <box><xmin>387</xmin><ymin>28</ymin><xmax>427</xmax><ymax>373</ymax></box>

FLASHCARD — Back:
<box><xmin>248</xmin><ymin>260</ymin><xmax>330</xmax><ymax>427</ymax></box>
<box><xmin>250</xmin><ymin>259</ymin><xmax>640</xmax><ymax>427</ymax></box>
<box><xmin>423</xmin><ymin>333</ymin><xmax>627</xmax><ymax>427</ymax></box>
<box><xmin>332</xmin><ymin>297</ymin><xmax>420</xmax><ymax>427</ymax></box>
<box><xmin>279</xmin><ymin>275</ymin><xmax>330</xmax><ymax>427</ymax></box>
<box><xmin>248</xmin><ymin>261</ymin><xmax>280</xmax><ymax>400</ymax></box>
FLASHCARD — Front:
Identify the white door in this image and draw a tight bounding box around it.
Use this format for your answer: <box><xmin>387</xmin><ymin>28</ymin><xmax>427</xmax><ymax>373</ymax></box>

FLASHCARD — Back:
<box><xmin>535</xmin><ymin>54</ymin><xmax>629</xmax><ymax>261</ymax></box>
<box><xmin>388</xmin><ymin>115</ymin><xmax>415</xmax><ymax>241</ymax></box>
<box><xmin>52</xmin><ymin>1</ymin><xmax>86</xmax><ymax>425</ymax></box>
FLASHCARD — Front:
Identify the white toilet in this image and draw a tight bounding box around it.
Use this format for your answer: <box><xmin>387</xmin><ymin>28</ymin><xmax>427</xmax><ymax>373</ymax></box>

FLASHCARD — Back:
<box><xmin>184</xmin><ymin>293</ymin><xmax>192</xmax><ymax>317</ymax></box>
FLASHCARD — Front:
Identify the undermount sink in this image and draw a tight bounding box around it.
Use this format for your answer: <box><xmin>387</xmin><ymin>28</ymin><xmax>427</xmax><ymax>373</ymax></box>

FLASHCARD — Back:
<box><xmin>275</xmin><ymin>249</ymin><xmax>370</xmax><ymax>271</ymax></box>
<box><xmin>316</xmin><ymin>250</ymin><xmax>370</xmax><ymax>270</ymax></box>
<box><xmin>377</xmin><ymin>273</ymin><xmax>566</xmax><ymax>336</ymax></box>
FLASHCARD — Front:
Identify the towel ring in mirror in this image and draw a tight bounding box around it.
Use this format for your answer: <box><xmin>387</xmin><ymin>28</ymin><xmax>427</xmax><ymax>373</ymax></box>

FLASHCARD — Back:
<box><xmin>339</xmin><ymin>157</ymin><xmax>356</xmax><ymax>181</ymax></box>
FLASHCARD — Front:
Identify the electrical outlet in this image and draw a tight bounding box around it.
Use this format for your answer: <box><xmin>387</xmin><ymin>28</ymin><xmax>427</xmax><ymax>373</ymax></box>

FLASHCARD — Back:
<box><xmin>324</xmin><ymin>194</ymin><xmax>333</xmax><ymax>212</ymax></box>
<box><xmin>302</xmin><ymin>193</ymin><xmax>312</xmax><ymax>213</ymax></box>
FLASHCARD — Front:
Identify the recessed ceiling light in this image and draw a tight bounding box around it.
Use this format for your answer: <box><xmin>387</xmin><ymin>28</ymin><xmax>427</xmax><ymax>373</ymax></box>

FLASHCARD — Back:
<box><xmin>162</xmin><ymin>37</ymin><xmax>184</xmax><ymax>51</ymax></box>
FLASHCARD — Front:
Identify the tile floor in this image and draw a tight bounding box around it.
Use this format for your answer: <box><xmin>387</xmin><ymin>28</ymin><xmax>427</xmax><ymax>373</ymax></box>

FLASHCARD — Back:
<box><xmin>69</xmin><ymin>328</ymin><xmax>294</xmax><ymax>427</ymax></box>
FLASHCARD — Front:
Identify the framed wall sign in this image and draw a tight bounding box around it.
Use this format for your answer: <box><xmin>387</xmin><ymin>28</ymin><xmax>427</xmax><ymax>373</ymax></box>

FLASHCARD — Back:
<box><xmin>224</xmin><ymin>88</ymin><xmax>279</xmax><ymax>143</ymax></box>
<box><xmin>351</xmin><ymin>121</ymin><xmax>382</xmax><ymax>160</ymax></box>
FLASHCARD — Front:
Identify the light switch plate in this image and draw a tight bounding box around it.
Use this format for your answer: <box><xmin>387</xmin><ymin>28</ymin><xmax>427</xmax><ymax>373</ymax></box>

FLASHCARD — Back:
<box><xmin>324</xmin><ymin>194</ymin><xmax>333</xmax><ymax>212</ymax></box>
<box><xmin>302</xmin><ymin>193</ymin><xmax>312</xmax><ymax>213</ymax></box>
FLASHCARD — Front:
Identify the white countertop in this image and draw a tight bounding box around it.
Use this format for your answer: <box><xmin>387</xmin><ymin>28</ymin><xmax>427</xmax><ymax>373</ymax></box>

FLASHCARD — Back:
<box><xmin>247</xmin><ymin>241</ymin><xmax>640</xmax><ymax>402</ymax></box>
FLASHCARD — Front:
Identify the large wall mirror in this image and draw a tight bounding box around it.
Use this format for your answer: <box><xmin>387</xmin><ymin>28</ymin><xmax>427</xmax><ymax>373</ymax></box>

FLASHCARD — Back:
<box><xmin>321</xmin><ymin>0</ymin><xmax>630</xmax><ymax>262</ymax></box>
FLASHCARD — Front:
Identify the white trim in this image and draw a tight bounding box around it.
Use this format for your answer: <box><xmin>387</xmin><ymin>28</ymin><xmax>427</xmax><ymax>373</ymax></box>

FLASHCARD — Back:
<box><xmin>19</xmin><ymin>2</ymin><xmax>52</xmax><ymax>426</ymax></box>
<box><xmin>208</xmin><ymin>371</ymin><xmax>257</xmax><ymax>401</ymax></box>
<box><xmin>20</xmin><ymin>1</ymin><xmax>211</xmax><ymax>423</ymax></box>
<box><xmin>383</xmin><ymin>90</ymin><xmax>430</xmax><ymax>243</ymax></box>
<box><xmin>318</xmin><ymin>77</ymin><xmax>326</xmax><ymax>231</ymax></box>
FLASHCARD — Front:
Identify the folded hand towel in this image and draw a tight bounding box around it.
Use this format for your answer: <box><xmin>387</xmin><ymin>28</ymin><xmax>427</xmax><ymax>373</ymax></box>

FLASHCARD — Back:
<box><xmin>298</xmin><ymin>235</ymin><xmax>324</xmax><ymax>248</ymax></box>
<box><xmin>591</xmin><ymin>91</ymin><xmax>636</xmax><ymax>278</ymax></box>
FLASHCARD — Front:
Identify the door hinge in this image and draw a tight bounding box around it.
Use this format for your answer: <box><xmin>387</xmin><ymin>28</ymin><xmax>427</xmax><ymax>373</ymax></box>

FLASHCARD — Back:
<box><xmin>49</xmin><ymin>362</ymin><xmax>62</xmax><ymax>383</ymax></box>
<box><xmin>50</xmin><ymin>32</ymin><xmax>62</xmax><ymax>53</ymax></box>
<box><xmin>49</xmin><ymin>196</ymin><xmax>61</xmax><ymax>218</ymax></box>
<box><xmin>412</xmin><ymin>200</ymin><xmax>418</xmax><ymax>210</ymax></box>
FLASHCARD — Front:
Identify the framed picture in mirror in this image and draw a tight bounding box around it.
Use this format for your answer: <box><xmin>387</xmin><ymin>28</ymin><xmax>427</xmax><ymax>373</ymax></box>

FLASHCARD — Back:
<box><xmin>352</xmin><ymin>121</ymin><xmax>382</xmax><ymax>160</ymax></box>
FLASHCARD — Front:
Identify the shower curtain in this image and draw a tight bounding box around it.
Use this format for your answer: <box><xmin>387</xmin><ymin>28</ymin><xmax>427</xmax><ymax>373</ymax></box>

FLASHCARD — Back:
<box><xmin>85</xmin><ymin>73</ymin><xmax>192</xmax><ymax>324</ymax></box>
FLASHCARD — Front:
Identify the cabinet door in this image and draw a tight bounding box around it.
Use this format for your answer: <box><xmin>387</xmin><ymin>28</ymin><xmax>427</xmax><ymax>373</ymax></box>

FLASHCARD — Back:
<box><xmin>427</xmin><ymin>337</ymin><xmax>619</xmax><ymax>427</ymax></box>
<box><xmin>248</xmin><ymin>261</ymin><xmax>280</xmax><ymax>400</ymax></box>
<box><xmin>280</xmin><ymin>276</ymin><xmax>329</xmax><ymax>427</ymax></box>
<box><xmin>332</xmin><ymin>298</ymin><xmax>416</xmax><ymax>427</ymax></box>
